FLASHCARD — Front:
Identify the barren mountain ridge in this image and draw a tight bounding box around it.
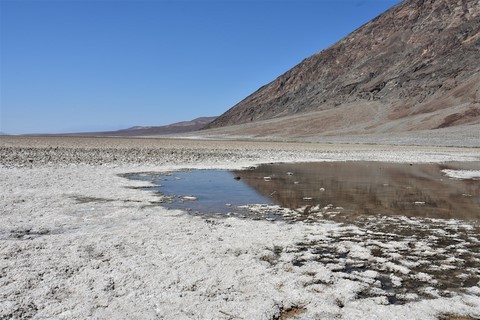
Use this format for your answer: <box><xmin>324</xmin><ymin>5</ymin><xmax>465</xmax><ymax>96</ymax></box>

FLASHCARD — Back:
<box><xmin>206</xmin><ymin>0</ymin><xmax>480</xmax><ymax>138</ymax></box>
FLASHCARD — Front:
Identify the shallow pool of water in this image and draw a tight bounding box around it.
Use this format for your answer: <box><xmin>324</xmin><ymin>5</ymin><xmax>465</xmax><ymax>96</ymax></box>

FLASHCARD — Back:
<box><xmin>127</xmin><ymin>161</ymin><xmax>480</xmax><ymax>222</ymax></box>
<box><xmin>124</xmin><ymin>161</ymin><xmax>480</xmax><ymax>304</ymax></box>
<box><xmin>126</xmin><ymin>170</ymin><xmax>274</xmax><ymax>216</ymax></box>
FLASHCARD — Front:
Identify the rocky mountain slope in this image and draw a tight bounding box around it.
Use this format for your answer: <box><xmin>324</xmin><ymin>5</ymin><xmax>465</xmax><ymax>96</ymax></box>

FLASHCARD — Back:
<box><xmin>205</xmin><ymin>0</ymin><xmax>480</xmax><ymax>139</ymax></box>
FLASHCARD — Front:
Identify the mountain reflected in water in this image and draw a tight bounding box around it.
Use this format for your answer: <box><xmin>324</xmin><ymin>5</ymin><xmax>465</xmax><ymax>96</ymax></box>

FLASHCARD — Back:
<box><xmin>233</xmin><ymin>161</ymin><xmax>480</xmax><ymax>221</ymax></box>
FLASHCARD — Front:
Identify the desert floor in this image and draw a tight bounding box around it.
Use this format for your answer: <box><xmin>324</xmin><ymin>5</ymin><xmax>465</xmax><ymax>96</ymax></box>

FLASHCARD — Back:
<box><xmin>1</xmin><ymin>136</ymin><xmax>479</xmax><ymax>319</ymax></box>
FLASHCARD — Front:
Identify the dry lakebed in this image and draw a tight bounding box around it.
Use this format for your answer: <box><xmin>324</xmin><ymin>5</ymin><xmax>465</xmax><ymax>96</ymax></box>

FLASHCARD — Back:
<box><xmin>1</xmin><ymin>136</ymin><xmax>480</xmax><ymax>319</ymax></box>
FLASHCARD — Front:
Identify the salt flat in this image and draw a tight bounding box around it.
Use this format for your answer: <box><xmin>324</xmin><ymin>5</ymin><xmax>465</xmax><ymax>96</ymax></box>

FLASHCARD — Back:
<box><xmin>1</xmin><ymin>137</ymin><xmax>479</xmax><ymax>319</ymax></box>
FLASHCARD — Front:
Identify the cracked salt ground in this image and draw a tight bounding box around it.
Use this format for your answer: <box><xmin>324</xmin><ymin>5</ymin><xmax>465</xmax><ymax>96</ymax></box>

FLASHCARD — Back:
<box><xmin>2</xmin><ymin>141</ymin><xmax>480</xmax><ymax>319</ymax></box>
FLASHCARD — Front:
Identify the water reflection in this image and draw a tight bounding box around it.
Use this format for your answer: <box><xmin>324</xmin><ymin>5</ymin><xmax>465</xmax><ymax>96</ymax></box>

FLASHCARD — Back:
<box><xmin>233</xmin><ymin>161</ymin><xmax>480</xmax><ymax>221</ymax></box>
<box><xmin>125</xmin><ymin>170</ymin><xmax>274</xmax><ymax>214</ymax></box>
<box><xmin>124</xmin><ymin>162</ymin><xmax>480</xmax><ymax>304</ymax></box>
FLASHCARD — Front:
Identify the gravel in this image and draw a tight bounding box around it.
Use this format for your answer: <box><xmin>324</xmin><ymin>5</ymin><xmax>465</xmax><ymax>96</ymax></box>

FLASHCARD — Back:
<box><xmin>1</xmin><ymin>136</ymin><xmax>480</xmax><ymax>168</ymax></box>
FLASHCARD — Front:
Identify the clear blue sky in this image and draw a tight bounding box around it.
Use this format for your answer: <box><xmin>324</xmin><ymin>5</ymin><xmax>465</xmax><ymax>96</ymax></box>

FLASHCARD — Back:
<box><xmin>1</xmin><ymin>0</ymin><xmax>401</xmax><ymax>134</ymax></box>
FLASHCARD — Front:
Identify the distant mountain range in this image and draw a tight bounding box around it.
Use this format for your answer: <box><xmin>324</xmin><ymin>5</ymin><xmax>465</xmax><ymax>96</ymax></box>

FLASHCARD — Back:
<box><xmin>205</xmin><ymin>0</ymin><xmax>480</xmax><ymax>140</ymax></box>
<box><xmin>56</xmin><ymin>117</ymin><xmax>217</xmax><ymax>137</ymax></box>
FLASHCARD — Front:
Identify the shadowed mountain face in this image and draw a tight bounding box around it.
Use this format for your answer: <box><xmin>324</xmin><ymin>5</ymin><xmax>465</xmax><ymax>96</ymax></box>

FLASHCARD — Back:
<box><xmin>206</xmin><ymin>0</ymin><xmax>480</xmax><ymax>137</ymax></box>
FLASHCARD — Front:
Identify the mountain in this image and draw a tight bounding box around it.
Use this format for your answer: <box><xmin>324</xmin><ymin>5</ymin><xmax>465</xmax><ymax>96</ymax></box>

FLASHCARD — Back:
<box><xmin>205</xmin><ymin>0</ymin><xmax>480</xmax><ymax>140</ymax></box>
<box><xmin>63</xmin><ymin>117</ymin><xmax>217</xmax><ymax>137</ymax></box>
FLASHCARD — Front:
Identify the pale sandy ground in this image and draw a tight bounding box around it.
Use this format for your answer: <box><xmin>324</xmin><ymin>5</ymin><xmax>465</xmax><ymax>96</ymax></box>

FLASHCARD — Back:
<box><xmin>1</xmin><ymin>137</ymin><xmax>480</xmax><ymax>319</ymax></box>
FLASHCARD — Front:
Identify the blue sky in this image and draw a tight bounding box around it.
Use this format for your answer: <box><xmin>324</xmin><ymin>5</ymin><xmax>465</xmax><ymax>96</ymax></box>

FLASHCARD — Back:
<box><xmin>1</xmin><ymin>0</ymin><xmax>401</xmax><ymax>134</ymax></box>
